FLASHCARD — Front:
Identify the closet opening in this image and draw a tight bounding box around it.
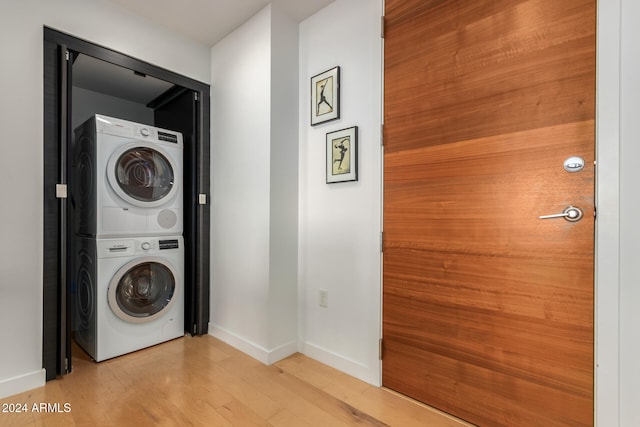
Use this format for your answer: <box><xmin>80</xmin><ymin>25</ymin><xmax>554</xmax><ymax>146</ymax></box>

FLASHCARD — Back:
<box><xmin>43</xmin><ymin>27</ymin><xmax>210</xmax><ymax>380</ymax></box>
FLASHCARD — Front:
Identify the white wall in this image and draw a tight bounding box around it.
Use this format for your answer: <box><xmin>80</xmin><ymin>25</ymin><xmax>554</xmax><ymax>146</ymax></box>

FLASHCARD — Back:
<box><xmin>269</xmin><ymin>6</ymin><xmax>300</xmax><ymax>352</ymax></box>
<box><xmin>298</xmin><ymin>0</ymin><xmax>383</xmax><ymax>385</ymax></box>
<box><xmin>0</xmin><ymin>0</ymin><xmax>210</xmax><ymax>399</ymax></box>
<box><xmin>210</xmin><ymin>6</ymin><xmax>272</xmax><ymax>356</ymax></box>
<box><xmin>209</xmin><ymin>0</ymin><xmax>382</xmax><ymax>386</ymax></box>
<box><xmin>72</xmin><ymin>87</ymin><xmax>154</xmax><ymax>130</ymax></box>
<box><xmin>210</xmin><ymin>5</ymin><xmax>299</xmax><ymax>364</ymax></box>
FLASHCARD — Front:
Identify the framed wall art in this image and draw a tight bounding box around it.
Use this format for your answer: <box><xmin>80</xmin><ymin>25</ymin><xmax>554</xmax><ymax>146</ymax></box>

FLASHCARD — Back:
<box><xmin>326</xmin><ymin>126</ymin><xmax>358</xmax><ymax>183</ymax></box>
<box><xmin>311</xmin><ymin>66</ymin><xmax>340</xmax><ymax>126</ymax></box>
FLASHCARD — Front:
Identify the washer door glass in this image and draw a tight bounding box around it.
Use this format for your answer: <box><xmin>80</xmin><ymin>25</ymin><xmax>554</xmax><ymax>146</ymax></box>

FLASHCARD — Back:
<box><xmin>114</xmin><ymin>147</ymin><xmax>174</xmax><ymax>204</ymax></box>
<box><xmin>111</xmin><ymin>261</ymin><xmax>176</xmax><ymax>323</ymax></box>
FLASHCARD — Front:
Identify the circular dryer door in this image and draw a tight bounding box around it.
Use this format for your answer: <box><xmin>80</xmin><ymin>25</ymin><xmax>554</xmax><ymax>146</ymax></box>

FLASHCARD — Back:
<box><xmin>108</xmin><ymin>256</ymin><xmax>180</xmax><ymax>324</ymax></box>
<box><xmin>107</xmin><ymin>143</ymin><xmax>178</xmax><ymax>208</ymax></box>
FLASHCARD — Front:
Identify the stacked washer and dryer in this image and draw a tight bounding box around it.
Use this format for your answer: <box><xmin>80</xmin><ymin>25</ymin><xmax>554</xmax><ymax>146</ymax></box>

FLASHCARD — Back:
<box><xmin>72</xmin><ymin>114</ymin><xmax>185</xmax><ymax>362</ymax></box>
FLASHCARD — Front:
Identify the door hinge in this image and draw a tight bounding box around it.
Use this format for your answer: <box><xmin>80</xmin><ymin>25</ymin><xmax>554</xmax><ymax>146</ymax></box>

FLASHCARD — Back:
<box><xmin>380</xmin><ymin>231</ymin><xmax>384</xmax><ymax>253</ymax></box>
<box><xmin>56</xmin><ymin>184</ymin><xmax>68</xmax><ymax>199</ymax></box>
<box><xmin>379</xmin><ymin>338</ymin><xmax>383</xmax><ymax>360</ymax></box>
<box><xmin>380</xmin><ymin>124</ymin><xmax>384</xmax><ymax>147</ymax></box>
<box><xmin>381</xmin><ymin>16</ymin><xmax>385</xmax><ymax>38</ymax></box>
<box><xmin>194</xmin><ymin>92</ymin><xmax>199</xmax><ymax>102</ymax></box>
<box><xmin>193</xmin><ymin>324</ymin><xmax>197</xmax><ymax>335</ymax></box>
<box><xmin>64</xmin><ymin>357</ymin><xmax>69</xmax><ymax>373</ymax></box>
<box><xmin>65</xmin><ymin>50</ymin><xmax>70</xmax><ymax>61</ymax></box>
<box><xmin>198</xmin><ymin>194</ymin><xmax>207</xmax><ymax>205</ymax></box>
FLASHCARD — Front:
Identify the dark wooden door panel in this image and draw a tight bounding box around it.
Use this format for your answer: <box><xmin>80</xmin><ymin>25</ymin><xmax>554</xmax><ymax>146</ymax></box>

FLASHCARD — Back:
<box><xmin>385</xmin><ymin>0</ymin><xmax>595</xmax><ymax>153</ymax></box>
<box><xmin>383</xmin><ymin>1</ymin><xmax>595</xmax><ymax>425</ymax></box>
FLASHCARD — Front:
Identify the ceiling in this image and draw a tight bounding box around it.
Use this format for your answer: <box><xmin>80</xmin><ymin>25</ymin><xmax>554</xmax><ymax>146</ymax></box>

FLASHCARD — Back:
<box><xmin>108</xmin><ymin>0</ymin><xmax>335</xmax><ymax>46</ymax></box>
<box><xmin>73</xmin><ymin>54</ymin><xmax>175</xmax><ymax>104</ymax></box>
<box><xmin>74</xmin><ymin>0</ymin><xmax>334</xmax><ymax>104</ymax></box>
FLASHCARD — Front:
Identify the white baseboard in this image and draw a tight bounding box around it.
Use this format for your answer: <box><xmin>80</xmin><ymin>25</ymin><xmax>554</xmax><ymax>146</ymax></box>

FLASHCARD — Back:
<box><xmin>301</xmin><ymin>341</ymin><xmax>378</xmax><ymax>386</ymax></box>
<box><xmin>207</xmin><ymin>325</ymin><xmax>380</xmax><ymax>386</ymax></box>
<box><xmin>0</xmin><ymin>369</ymin><xmax>46</xmax><ymax>400</ymax></box>
<box><xmin>209</xmin><ymin>323</ymin><xmax>297</xmax><ymax>365</ymax></box>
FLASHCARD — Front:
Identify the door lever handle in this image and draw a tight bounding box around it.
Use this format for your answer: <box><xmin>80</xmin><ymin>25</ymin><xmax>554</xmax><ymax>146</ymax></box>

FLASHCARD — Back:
<box><xmin>539</xmin><ymin>206</ymin><xmax>583</xmax><ymax>222</ymax></box>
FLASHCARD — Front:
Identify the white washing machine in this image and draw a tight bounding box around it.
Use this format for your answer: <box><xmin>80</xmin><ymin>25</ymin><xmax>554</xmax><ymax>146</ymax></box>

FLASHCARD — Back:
<box><xmin>73</xmin><ymin>235</ymin><xmax>184</xmax><ymax>362</ymax></box>
<box><xmin>72</xmin><ymin>114</ymin><xmax>183</xmax><ymax>237</ymax></box>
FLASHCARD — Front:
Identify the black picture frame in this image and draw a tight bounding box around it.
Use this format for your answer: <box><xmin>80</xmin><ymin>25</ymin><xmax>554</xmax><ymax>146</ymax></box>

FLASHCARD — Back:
<box><xmin>311</xmin><ymin>66</ymin><xmax>340</xmax><ymax>126</ymax></box>
<box><xmin>326</xmin><ymin>126</ymin><xmax>358</xmax><ymax>183</ymax></box>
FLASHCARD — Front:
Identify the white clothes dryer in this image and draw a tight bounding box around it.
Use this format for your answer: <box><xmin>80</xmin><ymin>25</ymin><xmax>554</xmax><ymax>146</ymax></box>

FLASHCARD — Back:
<box><xmin>72</xmin><ymin>114</ymin><xmax>183</xmax><ymax>237</ymax></box>
<box><xmin>73</xmin><ymin>235</ymin><xmax>184</xmax><ymax>362</ymax></box>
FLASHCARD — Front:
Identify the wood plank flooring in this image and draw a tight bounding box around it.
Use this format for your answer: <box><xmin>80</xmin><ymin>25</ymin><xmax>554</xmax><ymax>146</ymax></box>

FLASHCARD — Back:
<box><xmin>0</xmin><ymin>336</ymin><xmax>471</xmax><ymax>426</ymax></box>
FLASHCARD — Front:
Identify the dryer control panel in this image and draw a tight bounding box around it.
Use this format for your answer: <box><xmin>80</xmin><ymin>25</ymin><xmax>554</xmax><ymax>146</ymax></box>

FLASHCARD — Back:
<box><xmin>95</xmin><ymin>114</ymin><xmax>183</xmax><ymax>147</ymax></box>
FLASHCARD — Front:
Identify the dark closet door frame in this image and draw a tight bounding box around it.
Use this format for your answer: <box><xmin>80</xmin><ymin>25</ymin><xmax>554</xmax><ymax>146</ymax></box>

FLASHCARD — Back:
<box><xmin>43</xmin><ymin>27</ymin><xmax>210</xmax><ymax>380</ymax></box>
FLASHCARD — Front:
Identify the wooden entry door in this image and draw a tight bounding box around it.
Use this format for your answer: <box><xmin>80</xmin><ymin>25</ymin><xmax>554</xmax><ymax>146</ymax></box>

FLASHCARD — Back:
<box><xmin>382</xmin><ymin>1</ymin><xmax>595</xmax><ymax>426</ymax></box>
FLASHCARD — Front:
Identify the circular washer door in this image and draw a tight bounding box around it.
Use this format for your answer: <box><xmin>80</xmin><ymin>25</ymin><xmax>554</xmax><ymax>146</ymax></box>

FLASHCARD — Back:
<box><xmin>107</xmin><ymin>143</ymin><xmax>178</xmax><ymax>208</ymax></box>
<box><xmin>107</xmin><ymin>256</ymin><xmax>180</xmax><ymax>324</ymax></box>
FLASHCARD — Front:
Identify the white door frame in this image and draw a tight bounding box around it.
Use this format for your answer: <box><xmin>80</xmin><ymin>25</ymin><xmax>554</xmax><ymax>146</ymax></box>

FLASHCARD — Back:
<box><xmin>595</xmin><ymin>0</ymin><xmax>622</xmax><ymax>425</ymax></box>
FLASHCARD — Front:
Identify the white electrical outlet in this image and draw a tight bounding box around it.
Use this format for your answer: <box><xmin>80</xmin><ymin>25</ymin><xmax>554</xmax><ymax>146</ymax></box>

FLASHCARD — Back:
<box><xmin>319</xmin><ymin>289</ymin><xmax>329</xmax><ymax>308</ymax></box>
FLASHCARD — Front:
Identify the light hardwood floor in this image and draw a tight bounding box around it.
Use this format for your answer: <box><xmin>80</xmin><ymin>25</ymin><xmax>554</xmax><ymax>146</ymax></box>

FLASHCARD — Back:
<box><xmin>0</xmin><ymin>336</ymin><xmax>471</xmax><ymax>426</ymax></box>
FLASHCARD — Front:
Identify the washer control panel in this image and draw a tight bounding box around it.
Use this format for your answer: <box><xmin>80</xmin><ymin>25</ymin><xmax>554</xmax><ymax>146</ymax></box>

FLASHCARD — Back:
<box><xmin>159</xmin><ymin>239</ymin><xmax>180</xmax><ymax>250</ymax></box>
<box><xmin>97</xmin><ymin>237</ymin><xmax>181</xmax><ymax>257</ymax></box>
